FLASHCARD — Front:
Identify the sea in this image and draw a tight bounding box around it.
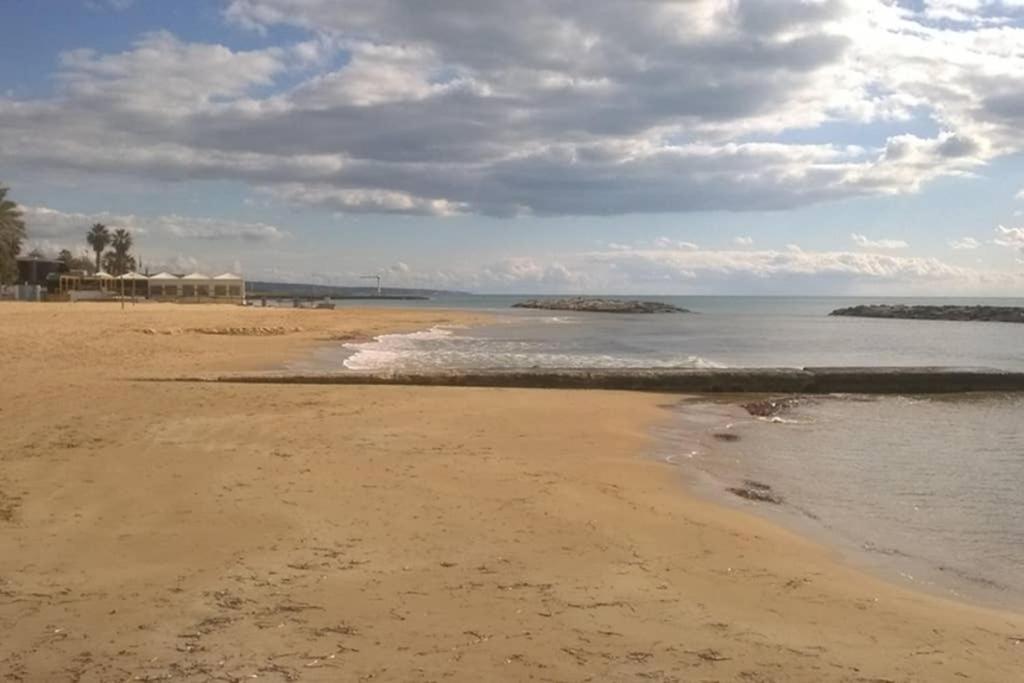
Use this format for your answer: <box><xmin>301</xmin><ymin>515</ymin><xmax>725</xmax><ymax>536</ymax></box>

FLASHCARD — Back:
<box><xmin>291</xmin><ymin>295</ymin><xmax>1024</xmax><ymax>611</ymax></box>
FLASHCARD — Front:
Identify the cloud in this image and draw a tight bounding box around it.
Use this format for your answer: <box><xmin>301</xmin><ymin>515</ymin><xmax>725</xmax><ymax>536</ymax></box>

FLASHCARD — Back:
<box><xmin>994</xmin><ymin>224</ymin><xmax>1024</xmax><ymax>254</ymax></box>
<box><xmin>851</xmin><ymin>233</ymin><xmax>909</xmax><ymax>250</ymax></box>
<box><xmin>582</xmin><ymin>244</ymin><xmax>1019</xmax><ymax>293</ymax></box>
<box><xmin>325</xmin><ymin>243</ymin><xmax>1023</xmax><ymax>294</ymax></box>
<box><xmin>85</xmin><ymin>0</ymin><xmax>135</xmax><ymax>11</ymax></box>
<box><xmin>949</xmin><ymin>236</ymin><xmax>982</xmax><ymax>250</ymax></box>
<box><xmin>19</xmin><ymin>205</ymin><xmax>288</xmax><ymax>244</ymax></box>
<box><xmin>0</xmin><ymin>1</ymin><xmax>1021</xmax><ymax>217</ymax></box>
<box><xmin>1016</xmin><ymin>188</ymin><xmax>1024</xmax><ymax>200</ymax></box>
<box><xmin>653</xmin><ymin>237</ymin><xmax>699</xmax><ymax>250</ymax></box>
<box><xmin>157</xmin><ymin>216</ymin><xmax>289</xmax><ymax>242</ymax></box>
<box><xmin>268</xmin><ymin>184</ymin><xmax>466</xmax><ymax>216</ymax></box>
<box><xmin>732</xmin><ymin>235</ymin><xmax>754</xmax><ymax>247</ymax></box>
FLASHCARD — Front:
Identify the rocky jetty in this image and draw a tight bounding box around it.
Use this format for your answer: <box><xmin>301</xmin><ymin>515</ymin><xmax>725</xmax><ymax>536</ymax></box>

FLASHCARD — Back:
<box><xmin>830</xmin><ymin>304</ymin><xmax>1024</xmax><ymax>324</ymax></box>
<box><xmin>512</xmin><ymin>297</ymin><xmax>689</xmax><ymax>314</ymax></box>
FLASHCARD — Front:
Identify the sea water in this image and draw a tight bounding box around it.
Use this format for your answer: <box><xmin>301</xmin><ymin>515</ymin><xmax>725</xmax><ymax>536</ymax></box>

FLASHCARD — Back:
<box><xmin>654</xmin><ymin>394</ymin><xmax>1024</xmax><ymax>611</ymax></box>
<box><xmin>329</xmin><ymin>295</ymin><xmax>1024</xmax><ymax>372</ymax></box>
<box><xmin>296</xmin><ymin>295</ymin><xmax>1024</xmax><ymax>609</ymax></box>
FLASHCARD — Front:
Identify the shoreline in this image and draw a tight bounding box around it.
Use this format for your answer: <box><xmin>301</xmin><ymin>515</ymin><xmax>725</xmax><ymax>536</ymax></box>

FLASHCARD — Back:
<box><xmin>2</xmin><ymin>302</ymin><xmax>1022</xmax><ymax>680</ymax></box>
<box><xmin>650</xmin><ymin>396</ymin><xmax>1024</xmax><ymax>616</ymax></box>
<box><xmin>279</xmin><ymin>317</ymin><xmax>1024</xmax><ymax>615</ymax></box>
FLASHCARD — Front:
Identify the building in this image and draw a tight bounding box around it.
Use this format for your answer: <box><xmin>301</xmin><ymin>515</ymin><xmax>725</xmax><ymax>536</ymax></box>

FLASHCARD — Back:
<box><xmin>15</xmin><ymin>256</ymin><xmax>64</xmax><ymax>286</ymax></box>
<box><xmin>57</xmin><ymin>271</ymin><xmax>246</xmax><ymax>303</ymax></box>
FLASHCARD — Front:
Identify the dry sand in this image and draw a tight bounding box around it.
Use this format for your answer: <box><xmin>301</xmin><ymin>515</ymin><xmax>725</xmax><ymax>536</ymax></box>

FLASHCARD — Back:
<box><xmin>1</xmin><ymin>302</ymin><xmax>1021</xmax><ymax>682</ymax></box>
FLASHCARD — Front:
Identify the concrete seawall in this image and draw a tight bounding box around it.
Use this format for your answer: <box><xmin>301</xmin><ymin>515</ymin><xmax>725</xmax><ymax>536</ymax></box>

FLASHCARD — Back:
<box><xmin>179</xmin><ymin>367</ymin><xmax>1024</xmax><ymax>394</ymax></box>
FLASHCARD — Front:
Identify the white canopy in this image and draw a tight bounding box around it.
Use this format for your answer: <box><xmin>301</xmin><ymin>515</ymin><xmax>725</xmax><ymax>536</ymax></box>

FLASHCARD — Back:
<box><xmin>181</xmin><ymin>272</ymin><xmax>211</xmax><ymax>280</ymax></box>
<box><xmin>94</xmin><ymin>271</ymin><xmax>114</xmax><ymax>279</ymax></box>
<box><xmin>118</xmin><ymin>271</ymin><xmax>147</xmax><ymax>279</ymax></box>
<box><xmin>149</xmin><ymin>272</ymin><xmax>179</xmax><ymax>280</ymax></box>
<box><xmin>214</xmin><ymin>273</ymin><xmax>243</xmax><ymax>280</ymax></box>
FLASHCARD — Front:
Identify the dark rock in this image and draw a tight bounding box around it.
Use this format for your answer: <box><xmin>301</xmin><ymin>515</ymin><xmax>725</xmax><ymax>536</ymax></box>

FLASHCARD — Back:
<box><xmin>512</xmin><ymin>297</ymin><xmax>689</xmax><ymax>314</ymax></box>
<box><xmin>727</xmin><ymin>483</ymin><xmax>783</xmax><ymax>504</ymax></box>
<box><xmin>712</xmin><ymin>432</ymin><xmax>740</xmax><ymax>442</ymax></box>
<box><xmin>742</xmin><ymin>397</ymin><xmax>803</xmax><ymax>418</ymax></box>
<box><xmin>830</xmin><ymin>304</ymin><xmax>1024</xmax><ymax>324</ymax></box>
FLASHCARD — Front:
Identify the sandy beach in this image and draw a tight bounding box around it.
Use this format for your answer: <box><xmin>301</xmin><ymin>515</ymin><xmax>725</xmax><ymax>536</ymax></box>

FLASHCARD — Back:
<box><xmin>1</xmin><ymin>302</ymin><xmax>1022</xmax><ymax>682</ymax></box>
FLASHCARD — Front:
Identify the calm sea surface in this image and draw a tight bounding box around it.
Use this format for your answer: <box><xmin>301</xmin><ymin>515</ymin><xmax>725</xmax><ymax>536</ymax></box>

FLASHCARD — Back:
<box><xmin>316</xmin><ymin>294</ymin><xmax>1024</xmax><ymax>371</ymax></box>
<box><xmin>294</xmin><ymin>295</ymin><xmax>1024</xmax><ymax>609</ymax></box>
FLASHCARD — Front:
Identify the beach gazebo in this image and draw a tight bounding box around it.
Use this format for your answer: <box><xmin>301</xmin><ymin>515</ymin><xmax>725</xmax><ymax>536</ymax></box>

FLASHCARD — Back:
<box><xmin>148</xmin><ymin>272</ymin><xmax>180</xmax><ymax>299</ymax></box>
<box><xmin>94</xmin><ymin>271</ymin><xmax>114</xmax><ymax>291</ymax></box>
<box><xmin>117</xmin><ymin>271</ymin><xmax>149</xmax><ymax>299</ymax></box>
<box><xmin>180</xmin><ymin>272</ymin><xmax>213</xmax><ymax>300</ymax></box>
<box><xmin>213</xmin><ymin>273</ymin><xmax>245</xmax><ymax>301</ymax></box>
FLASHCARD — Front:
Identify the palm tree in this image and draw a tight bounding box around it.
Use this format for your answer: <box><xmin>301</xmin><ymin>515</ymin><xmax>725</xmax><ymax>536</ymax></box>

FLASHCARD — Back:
<box><xmin>0</xmin><ymin>185</ymin><xmax>27</xmax><ymax>284</ymax></box>
<box><xmin>109</xmin><ymin>228</ymin><xmax>134</xmax><ymax>275</ymax></box>
<box><xmin>86</xmin><ymin>223</ymin><xmax>111</xmax><ymax>273</ymax></box>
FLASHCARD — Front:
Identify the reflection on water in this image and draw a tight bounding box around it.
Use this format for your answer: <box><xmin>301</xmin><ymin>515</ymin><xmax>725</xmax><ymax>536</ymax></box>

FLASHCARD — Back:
<box><xmin>655</xmin><ymin>394</ymin><xmax>1024</xmax><ymax>611</ymax></box>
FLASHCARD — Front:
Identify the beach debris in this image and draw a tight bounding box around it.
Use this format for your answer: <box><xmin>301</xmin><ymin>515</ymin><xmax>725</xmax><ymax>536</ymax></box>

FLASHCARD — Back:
<box><xmin>741</xmin><ymin>397</ymin><xmax>802</xmax><ymax>418</ymax></box>
<box><xmin>712</xmin><ymin>432</ymin><xmax>740</xmax><ymax>442</ymax></box>
<box><xmin>188</xmin><ymin>326</ymin><xmax>302</xmax><ymax>336</ymax></box>
<box><xmin>727</xmin><ymin>480</ymin><xmax>783</xmax><ymax>505</ymax></box>
<box><xmin>692</xmin><ymin>648</ymin><xmax>730</xmax><ymax>662</ymax></box>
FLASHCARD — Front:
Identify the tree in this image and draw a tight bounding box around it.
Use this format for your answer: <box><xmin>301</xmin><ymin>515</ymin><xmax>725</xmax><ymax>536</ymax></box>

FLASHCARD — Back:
<box><xmin>86</xmin><ymin>223</ymin><xmax>111</xmax><ymax>273</ymax></box>
<box><xmin>0</xmin><ymin>185</ymin><xmax>27</xmax><ymax>284</ymax></box>
<box><xmin>102</xmin><ymin>250</ymin><xmax>137</xmax><ymax>276</ymax></box>
<box><xmin>108</xmin><ymin>228</ymin><xmax>134</xmax><ymax>275</ymax></box>
<box><xmin>59</xmin><ymin>248</ymin><xmax>96</xmax><ymax>273</ymax></box>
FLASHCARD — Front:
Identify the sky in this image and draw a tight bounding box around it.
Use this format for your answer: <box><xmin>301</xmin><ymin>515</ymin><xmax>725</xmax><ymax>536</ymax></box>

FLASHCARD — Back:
<box><xmin>3</xmin><ymin>0</ymin><xmax>1024</xmax><ymax>295</ymax></box>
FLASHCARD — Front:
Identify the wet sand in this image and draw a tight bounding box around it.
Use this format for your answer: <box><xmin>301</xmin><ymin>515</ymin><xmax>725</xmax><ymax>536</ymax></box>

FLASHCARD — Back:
<box><xmin>1</xmin><ymin>302</ymin><xmax>1022</xmax><ymax>681</ymax></box>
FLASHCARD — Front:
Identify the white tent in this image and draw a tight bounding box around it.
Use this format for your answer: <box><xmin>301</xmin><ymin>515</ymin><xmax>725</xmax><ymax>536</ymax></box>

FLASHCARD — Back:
<box><xmin>211</xmin><ymin>273</ymin><xmax>245</xmax><ymax>301</ymax></box>
<box><xmin>94</xmin><ymin>271</ymin><xmax>114</xmax><ymax>279</ymax></box>
<box><xmin>179</xmin><ymin>272</ymin><xmax>214</xmax><ymax>299</ymax></box>
<box><xmin>148</xmin><ymin>272</ymin><xmax>180</xmax><ymax>298</ymax></box>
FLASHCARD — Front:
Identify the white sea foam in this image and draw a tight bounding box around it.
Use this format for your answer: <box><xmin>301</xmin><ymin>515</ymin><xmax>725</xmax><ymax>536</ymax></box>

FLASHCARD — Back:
<box><xmin>339</xmin><ymin>319</ymin><xmax>728</xmax><ymax>372</ymax></box>
<box><xmin>342</xmin><ymin>326</ymin><xmax>460</xmax><ymax>370</ymax></box>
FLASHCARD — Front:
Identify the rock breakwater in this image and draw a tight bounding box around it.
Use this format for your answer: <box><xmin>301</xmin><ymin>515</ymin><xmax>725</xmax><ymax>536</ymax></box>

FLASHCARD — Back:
<box><xmin>512</xmin><ymin>297</ymin><xmax>689</xmax><ymax>314</ymax></box>
<box><xmin>830</xmin><ymin>304</ymin><xmax>1024</xmax><ymax>323</ymax></box>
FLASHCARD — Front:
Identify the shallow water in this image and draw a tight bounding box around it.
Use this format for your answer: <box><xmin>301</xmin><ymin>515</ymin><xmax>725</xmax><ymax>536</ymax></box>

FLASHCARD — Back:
<box><xmin>654</xmin><ymin>394</ymin><xmax>1024</xmax><ymax>611</ymax></box>
<box><xmin>310</xmin><ymin>295</ymin><xmax>1024</xmax><ymax>372</ymax></box>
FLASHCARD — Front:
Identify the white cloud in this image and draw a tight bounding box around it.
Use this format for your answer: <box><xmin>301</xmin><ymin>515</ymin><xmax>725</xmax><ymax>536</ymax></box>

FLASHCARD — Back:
<box><xmin>1015</xmin><ymin>188</ymin><xmax>1024</xmax><ymax>200</ymax></box>
<box><xmin>1</xmin><ymin>0</ymin><xmax>1022</xmax><ymax>217</ymax></box>
<box><xmin>851</xmin><ymin>233</ymin><xmax>909</xmax><ymax>250</ymax></box>
<box><xmin>348</xmin><ymin>244</ymin><xmax>1024</xmax><ymax>294</ymax></box>
<box><xmin>268</xmin><ymin>184</ymin><xmax>467</xmax><ymax>216</ymax></box>
<box><xmin>85</xmin><ymin>0</ymin><xmax>135</xmax><ymax>11</ymax></box>
<box><xmin>732</xmin><ymin>236</ymin><xmax>754</xmax><ymax>247</ymax></box>
<box><xmin>949</xmin><ymin>236</ymin><xmax>981</xmax><ymax>250</ymax></box>
<box><xmin>20</xmin><ymin>205</ymin><xmax>288</xmax><ymax>244</ymax></box>
<box><xmin>994</xmin><ymin>225</ymin><xmax>1024</xmax><ymax>254</ymax></box>
<box><xmin>653</xmin><ymin>237</ymin><xmax>699</xmax><ymax>250</ymax></box>
<box><xmin>581</xmin><ymin>244</ymin><xmax>1020</xmax><ymax>293</ymax></box>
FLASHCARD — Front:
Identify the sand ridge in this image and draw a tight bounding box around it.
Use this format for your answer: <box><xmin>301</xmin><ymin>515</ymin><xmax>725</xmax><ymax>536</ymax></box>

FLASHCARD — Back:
<box><xmin>1</xmin><ymin>302</ymin><xmax>1022</xmax><ymax>681</ymax></box>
